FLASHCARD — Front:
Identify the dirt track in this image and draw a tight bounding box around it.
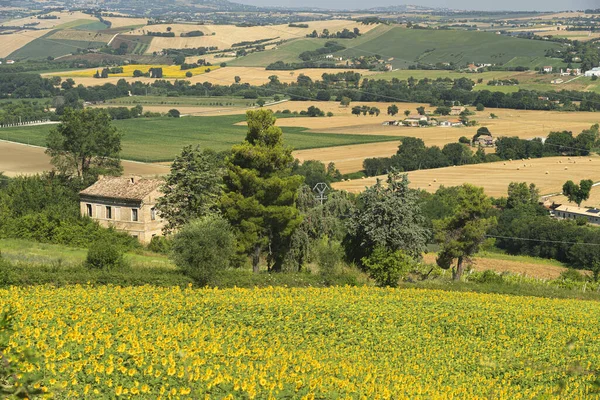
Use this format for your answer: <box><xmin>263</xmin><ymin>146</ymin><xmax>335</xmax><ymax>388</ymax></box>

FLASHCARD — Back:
<box><xmin>0</xmin><ymin>141</ymin><xmax>170</xmax><ymax>177</ymax></box>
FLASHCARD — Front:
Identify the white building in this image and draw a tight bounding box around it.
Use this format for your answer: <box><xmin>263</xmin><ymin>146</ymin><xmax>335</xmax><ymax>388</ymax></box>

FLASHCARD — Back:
<box><xmin>552</xmin><ymin>205</ymin><xmax>600</xmax><ymax>225</ymax></box>
<box><xmin>542</xmin><ymin>66</ymin><xmax>553</xmax><ymax>73</ymax></box>
<box><xmin>585</xmin><ymin>67</ymin><xmax>600</xmax><ymax>77</ymax></box>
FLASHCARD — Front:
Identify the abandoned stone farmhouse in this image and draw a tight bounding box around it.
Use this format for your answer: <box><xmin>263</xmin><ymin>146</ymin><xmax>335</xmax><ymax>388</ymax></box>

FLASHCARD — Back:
<box><xmin>79</xmin><ymin>176</ymin><xmax>165</xmax><ymax>243</ymax></box>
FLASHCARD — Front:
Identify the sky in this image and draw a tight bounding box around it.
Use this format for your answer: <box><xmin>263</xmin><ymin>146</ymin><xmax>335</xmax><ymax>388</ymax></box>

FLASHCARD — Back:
<box><xmin>238</xmin><ymin>0</ymin><xmax>597</xmax><ymax>11</ymax></box>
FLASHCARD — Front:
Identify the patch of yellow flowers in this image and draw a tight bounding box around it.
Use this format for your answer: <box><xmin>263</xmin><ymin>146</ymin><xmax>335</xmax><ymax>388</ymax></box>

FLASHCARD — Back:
<box><xmin>62</xmin><ymin>64</ymin><xmax>220</xmax><ymax>79</ymax></box>
<box><xmin>2</xmin><ymin>285</ymin><xmax>600</xmax><ymax>399</ymax></box>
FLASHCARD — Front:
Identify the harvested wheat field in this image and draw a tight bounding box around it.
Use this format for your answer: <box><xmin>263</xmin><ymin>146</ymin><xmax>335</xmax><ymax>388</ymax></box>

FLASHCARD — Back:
<box><xmin>1</xmin><ymin>11</ymin><xmax>96</xmax><ymax>29</ymax></box>
<box><xmin>547</xmin><ymin>185</ymin><xmax>600</xmax><ymax>208</ymax></box>
<box><xmin>45</xmin><ymin>67</ymin><xmax>376</xmax><ymax>86</ymax></box>
<box><xmin>198</xmin><ymin>67</ymin><xmax>377</xmax><ymax>86</ymax></box>
<box><xmin>333</xmin><ymin>156</ymin><xmax>600</xmax><ymax>197</ymax></box>
<box><xmin>47</xmin><ymin>29</ymin><xmax>113</xmax><ymax>42</ymax></box>
<box><xmin>421</xmin><ymin>253</ymin><xmax>571</xmax><ymax>280</ymax></box>
<box><xmin>293</xmin><ymin>141</ymin><xmax>402</xmax><ymax>173</ymax></box>
<box><xmin>101</xmin><ymin>16</ymin><xmax>149</xmax><ymax>29</ymax></box>
<box><xmin>0</xmin><ymin>29</ymin><xmax>48</xmax><ymax>57</ymax></box>
<box><xmin>0</xmin><ymin>141</ymin><xmax>169</xmax><ymax>177</ymax></box>
<box><xmin>135</xmin><ymin>20</ymin><xmax>379</xmax><ymax>53</ymax></box>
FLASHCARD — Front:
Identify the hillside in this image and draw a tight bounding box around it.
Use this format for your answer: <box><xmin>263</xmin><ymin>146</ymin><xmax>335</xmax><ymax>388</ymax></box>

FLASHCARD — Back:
<box><xmin>337</xmin><ymin>25</ymin><xmax>562</xmax><ymax>69</ymax></box>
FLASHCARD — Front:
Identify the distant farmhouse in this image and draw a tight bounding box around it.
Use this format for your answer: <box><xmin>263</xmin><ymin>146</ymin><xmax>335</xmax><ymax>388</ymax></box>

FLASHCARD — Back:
<box><xmin>79</xmin><ymin>176</ymin><xmax>165</xmax><ymax>243</ymax></box>
<box><xmin>585</xmin><ymin>67</ymin><xmax>600</xmax><ymax>77</ymax></box>
<box><xmin>551</xmin><ymin>205</ymin><xmax>600</xmax><ymax>225</ymax></box>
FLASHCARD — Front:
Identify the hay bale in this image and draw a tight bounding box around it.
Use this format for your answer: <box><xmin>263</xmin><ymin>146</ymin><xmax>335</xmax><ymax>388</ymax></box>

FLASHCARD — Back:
<box><xmin>565</xmin><ymin>167</ymin><xmax>568</xmax><ymax>170</ymax></box>
<box><xmin>517</xmin><ymin>167</ymin><xmax>520</xmax><ymax>170</ymax></box>
<box><xmin>545</xmin><ymin>171</ymin><xmax>549</xmax><ymax>174</ymax></box>
<box><xmin>433</xmin><ymin>179</ymin><xmax>437</xmax><ymax>182</ymax></box>
<box><xmin>428</xmin><ymin>183</ymin><xmax>432</xmax><ymax>187</ymax></box>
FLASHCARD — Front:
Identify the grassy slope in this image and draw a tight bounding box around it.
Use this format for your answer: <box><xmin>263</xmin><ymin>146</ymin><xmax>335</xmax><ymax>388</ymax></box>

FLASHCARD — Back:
<box><xmin>228</xmin><ymin>38</ymin><xmax>325</xmax><ymax>67</ymax></box>
<box><xmin>0</xmin><ymin>238</ymin><xmax>173</xmax><ymax>269</ymax></box>
<box><xmin>0</xmin><ymin>114</ymin><xmax>398</xmax><ymax>162</ymax></box>
<box><xmin>9</xmin><ymin>30</ymin><xmax>106</xmax><ymax>60</ymax></box>
<box><xmin>338</xmin><ymin>26</ymin><xmax>562</xmax><ymax>69</ymax></box>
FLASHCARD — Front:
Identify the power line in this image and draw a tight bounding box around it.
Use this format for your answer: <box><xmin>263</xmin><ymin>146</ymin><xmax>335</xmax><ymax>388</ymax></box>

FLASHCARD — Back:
<box><xmin>486</xmin><ymin>234</ymin><xmax>600</xmax><ymax>247</ymax></box>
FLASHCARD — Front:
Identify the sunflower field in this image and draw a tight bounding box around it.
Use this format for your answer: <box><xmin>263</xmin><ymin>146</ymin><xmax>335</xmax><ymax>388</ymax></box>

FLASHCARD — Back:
<box><xmin>2</xmin><ymin>285</ymin><xmax>600</xmax><ymax>399</ymax></box>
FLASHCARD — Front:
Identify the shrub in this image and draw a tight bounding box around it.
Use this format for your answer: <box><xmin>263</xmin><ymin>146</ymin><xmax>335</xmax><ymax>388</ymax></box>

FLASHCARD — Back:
<box><xmin>170</xmin><ymin>215</ymin><xmax>235</xmax><ymax>285</ymax></box>
<box><xmin>470</xmin><ymin>269</ymin><xmax>504</xmax><ymax>284</ymax></box>
<box><xmin>314</xmin><ymin>237</ymin><xmax>343</xmax><ymax>275</ymax></box>
<box><xmin>167</xmin><ymin>109</ymin><xmax>180</xmax><ymax>118</ymax></box>
<box><xmin>185</xmin><ymin>71</ymin><xmax>192</xmax><ymax>78</ymax></box>
<box><xmin>560</xmin><ymin>268</ymin><xmax>585</xmax><ymax>282</ymax></box>
<box><xmin>327</xmin><ymin>112</ymin><xmax>334</xmax><ymax>117</ymax></box>
<box><xmin>458</xmin><ymin>136</ymin><xmax>471</xmax><ymax>144</ymax></box>
<box><xmin>361</xmin><ymin>247</ymin><xmax>414</xmax><ymax>287</ymax></box>
<box><xmin>147</xmin><ymin>236</ymin><xmax>171</xmax><ymax>254</ymax></box>
<box><xmin>86</xmin><ymin>239</ymin><xmax>128</xmax><ymax>271</ymax></box>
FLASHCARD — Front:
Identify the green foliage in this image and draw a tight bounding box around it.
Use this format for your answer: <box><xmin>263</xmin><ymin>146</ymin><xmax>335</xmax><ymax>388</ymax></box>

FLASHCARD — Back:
<box><xmin>345</xmin><ymin>172</ymin><xmax>430</xmax><ymax>265</ymax></box>
<box><xmin>167</xmin><ymin>109</ymin><xmax>180</xmax><ymax>118</ymax></box>
<box><xmin>469</xmin><ymin>269</ymin><xmax>504</xmax><ymax>284</ymax></box>
<box><xmin>46</xmin><ymin>108</ymin><xmax>122</xmax><ymax>179</ymax></box>
<box><xmin>562</xmin><ymin>179</ymin><xmax>593</xmax><ymax>207</ymax></box>
<box><xmin>0</xmin><ymin>307</ymin><xmax>44</xmax><ymax>398</ymax></box>
<box><xmin>361</xmin><ymin>247</ymin><xmax>414</xmax><ymax>287</ymax></box>
<box><xmin>86</xmin><ymin>239</ymin><xmax>128</xmax><ymax>271</ymax></box>
<box><xmin>314</xmin><ymin>236</ymin><xmax>344</xmax><ymax>275</ymax></box>
<box><xmin>147</xmin><ymin>236</ymin><xmax>171</xmax><ymax>254</ymax></box>
<box><xmin>156</xmin><ymin>145</ymin><xmax>223</xmax><ymax>233</ymax></box>
<box><xmin>559</xmin><ymin>268</ymin><xmax>586</xmax><ymax>282</ymax></box>
<box><xmin>435</xmin><ymin>184</ymin><xmax>496</xmax><ymax>281</ymax></box>
<box><xmin>170</xmin><ymin>215</ymin><xmax>236</xmax><ymax>285</ymax></box>
<box><xmin>506</xmin><ymin>182</ymin><xmax>540</xmax><ymax>209</ymax></box>
<box><xmin>292</xmin><ymin>160</ymin><xmax>341</xmax><ymax>188</ymax></box>
<box><xmin>221</xmin><ymin>110</ymin><xmax>304</xmax><ymax>272</ymax></box>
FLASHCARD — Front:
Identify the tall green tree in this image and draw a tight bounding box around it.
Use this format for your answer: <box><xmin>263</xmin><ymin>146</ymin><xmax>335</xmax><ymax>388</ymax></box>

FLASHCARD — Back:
<box><xmin>562</xmin><ymin>179</ymin><xmax>593</xmax><ymax>207</ymax></box>
<box><xmin>435</xmin><ymin>184</ymin><xmax>496</xmax><ymax>281</ymax></box>
<box><xmin>506</xmin><ymin>182</ymin><xmax>540</xmax><ymax>209</ymax></box>
<box><xmin>345</xmin><ymin>172</ymin><xmax>430</xmax><ymax>265</ymax></box>
<box><xmin>156</xmin><ymin>146</ymin><xmax>223</xmax><ymax>234</ymax></box>
<box><xmin>46</xmin><ymin>108</ymin><xmax>122</xmax><ymax>180</ymax></box>
<box><xmin>221</xmin><ymin>110</ymin><xmax>304</xmax><ymax>272</ymax></box>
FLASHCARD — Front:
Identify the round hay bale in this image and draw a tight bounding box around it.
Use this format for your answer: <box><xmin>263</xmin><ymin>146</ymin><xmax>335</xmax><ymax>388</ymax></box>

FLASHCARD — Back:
<box><xmin>517</xmin><ymin>167</ymin><xmax>520</xmax><ymax>170</ymax></box>
<box><xmin>361</xmin><ymin>176</ymin><xmax>365</xmax><ymax>179</ymax></box>
<box><xmin>565</xmin><ymin>167</ymin><xmax>568</xmax><ymax>170</ymax></box>
<box><xmin>433</xmin><ymin>179</ymin><xmax>437</xmax><ymax>182</ymax></box>
<box><xmin>428</xmin><ymin>183</ymin><xmax>432</xmax><ymax>187</ymax></box>
<box><xmin>503</xmin><ymin>163</ymin><xmax>506</xmax><ymax>165</ymax></box>
<box><xmin>545</xmin><ymin>171</ymin><xmax>549</xmax><ymax>174</ymax></box>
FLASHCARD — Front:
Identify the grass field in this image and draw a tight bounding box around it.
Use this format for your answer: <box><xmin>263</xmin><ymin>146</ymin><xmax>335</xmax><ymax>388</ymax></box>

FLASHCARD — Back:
<box><xmin>333</xmin><ymin>155</ymin><xmax>600</xmax><ymax>198</ymax></box>
<box><xmin>0</xmin><ymin>239</ymin><xmax>173</xmax><ymax>269</ymax></box>
<box><xmin>47</xmin><ymin>29</ymin><xmax>112</xmax><ymax>43</ymax></box>
<box><xmin>9</xmin><ymin>31</ymin><xmax>106</xmax><ymax>60</ymax></box>
<box><xmin>0</xmin><ymin>114</ymin><xmax>398</xmax><ymax>162</ymax></box>
<box><xmin>3</xmin><ymin>285</ymin><xmax>600</xmax><ymax>398</ymax></box>
<box><xmin>228</xmin><ymin>38</ymin><xmax>324</xmax><ymax>67</ymax></box>
<box><xmin>337</xmin><ymin>25</ymin><xmax>562</xmax><ymax>69</ymax></box>
<box><xmin>71</xmin><ymin>20</ymin><xmax>110</xmax><ymax>31</ymax></box>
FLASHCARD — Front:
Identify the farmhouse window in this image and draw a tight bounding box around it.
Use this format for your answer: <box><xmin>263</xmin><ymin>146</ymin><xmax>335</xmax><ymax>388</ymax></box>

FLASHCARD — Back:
<box><xmin>106</xmin><ymin>206</ymin><xmax>112</xmax><ymax>219</ymax></box>
<box><xmin>132</xmin><ymin>209</ymin><xmax>139</xmax><ymax>222</ymax></box>
<box><xmin>86</xmin><ymin>204</ymin><xmax>92</xmax><ymax>217</ymax></box>
<box><xmin>151</xmin><ymin>207</ymin><xmax>156</xmax><ymax>221</ymax></box>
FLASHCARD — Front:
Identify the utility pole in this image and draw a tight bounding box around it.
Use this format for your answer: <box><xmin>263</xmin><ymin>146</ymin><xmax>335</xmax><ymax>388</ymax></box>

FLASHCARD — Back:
<box><xmin>313</xmin><ymin>182</ymin><xmax>329</xmax><ymax>206</ymax></box>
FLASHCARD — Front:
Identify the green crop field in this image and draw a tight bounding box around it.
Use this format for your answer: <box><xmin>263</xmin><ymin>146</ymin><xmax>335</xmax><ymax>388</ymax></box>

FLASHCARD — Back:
<box><xmin>337</xmin><ymin>26</ymin><xmax>562</xmax><ymax>69</ymax></box>
<box><xmin>229</xmin><ymin>38</ymin><xmax>324</xmax><ymax>67</ymax></box>
<box><xmin>72</xmin><ymin>20</ymin><xmax>110</xmax><ymax>31</ymax></box>
<box><xmin>53</xmin><ymin>19</ymin><xmax>100</xmax><ymax>30</ymax></box>
<box><xmin>9</xmin><ymin>31</ymin><xmax>106</xmax><ymax>60</ymax></box>
<box><xmin>0</xmin><ymin>114</ymin><xmax>397</xmax><ymax>162</ymax></box>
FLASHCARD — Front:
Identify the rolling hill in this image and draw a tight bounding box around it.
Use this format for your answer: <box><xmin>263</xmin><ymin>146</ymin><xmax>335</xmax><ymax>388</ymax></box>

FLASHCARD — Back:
<box><xmin>337</xmin><ymin>25</ymin><xmax>563</xmax><ymax>69</ymax></box>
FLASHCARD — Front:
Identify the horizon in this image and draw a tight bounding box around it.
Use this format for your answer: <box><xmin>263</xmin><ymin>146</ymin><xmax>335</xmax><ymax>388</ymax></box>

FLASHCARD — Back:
<box><xmin>236</xmin><ymin>0</ymin><xmax>597</xmax><ymax>12</ymax></box>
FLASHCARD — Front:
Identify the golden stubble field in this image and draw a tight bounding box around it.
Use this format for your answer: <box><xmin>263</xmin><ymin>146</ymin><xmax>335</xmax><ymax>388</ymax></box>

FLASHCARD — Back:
<box><xmin>0</xmin><ymin>29</ymin><xmax>48</xmax><ymax>57</ymax></box>
<box><xmin>44</xmin><ymin>66</ymin><xmax>377</xmax><ymax>86</ymax></box>
<box><xmin>332</xmin><ymin>156</ymin><xmax>600</xmax><ymax>199</ymax></box>
<box><xmin>0</xmin><ymin>11</ymin><xmax>96</xmax><ymax>29</ymax></box>
<box><xmin>130</xmin><ymin>20</ymin><xmax>379</xmax><ymax>53</ymax></box>
<box><xmin>277</xmin><ymin>101</ymin><xmax>600</xmax><ymax>173</ymax></box>
<box><xmin>0</xmin><ymin>141</ymin><xmax>169</xmax><ymax>177</ymax></box>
